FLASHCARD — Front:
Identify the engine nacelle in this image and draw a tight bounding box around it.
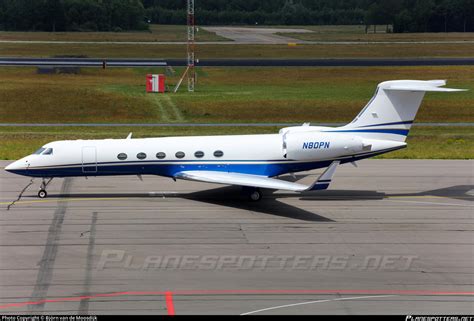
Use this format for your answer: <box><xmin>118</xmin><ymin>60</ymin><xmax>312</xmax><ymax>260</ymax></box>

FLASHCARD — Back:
<box><xmin>285</xmin><ymin>132</ymin><xmax>366</xmax><ymax>160</ymax></box>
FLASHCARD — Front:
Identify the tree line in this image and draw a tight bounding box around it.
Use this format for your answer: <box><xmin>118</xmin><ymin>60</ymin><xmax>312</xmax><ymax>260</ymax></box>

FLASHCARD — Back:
<box><xmin>0</xmin><ymin>0</ymin><xmax>473</xmax><ymax>32</ymax></box>
<box><xmin>0</xmin><ymin>0</ymin><xmax>148</xmax><ymax>32</ymax></box>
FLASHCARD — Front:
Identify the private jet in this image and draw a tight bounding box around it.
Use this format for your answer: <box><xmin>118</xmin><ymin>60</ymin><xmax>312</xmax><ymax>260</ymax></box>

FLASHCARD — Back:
<box><xmin>5</xmin><ymin>80</ymin><xmax>465</xmax><ymax>201</ymax></box>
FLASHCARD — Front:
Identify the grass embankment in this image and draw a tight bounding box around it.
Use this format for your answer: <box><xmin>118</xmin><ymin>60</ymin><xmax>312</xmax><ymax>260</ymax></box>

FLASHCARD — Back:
<box><xmin>1</xmin><ymin>43</ymin><xmax>473</xmax><ymax>59</ymax></box>
<box><xmin>1</xmin><ymin>66</ymin><xmax>472</xmax><ymax>159</ymax></box>
<box><xmin>276</xmin><ymin>25</ymin><xmax>474</xmax><ymax>42</ymax></box>
<box><xmin>0</xmin><ymin>25</ymin><xmax>227</xmax><ymax>42</ymax></box>
<box><xmin>2</xmin><ymin>24</ymin><xmax>472</xmax><ymax>44</ymax></box>
<box><xmin>0</xmin><ymin>66</ymin><xmax>472</xmax><ymax>124</ymax></box>
<box><xmin>1</xmin><ymin>25</ymin><xmax>472</xmax><ymax>58</ymax></box>
<box><xmin>0</xmin><ymin>126</ymin><xmax>472</xmax><ymax>160</ymax></box>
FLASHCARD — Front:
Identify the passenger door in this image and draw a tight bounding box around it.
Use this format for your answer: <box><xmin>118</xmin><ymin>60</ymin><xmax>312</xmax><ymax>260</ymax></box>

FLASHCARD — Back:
<box><xmin>82</xmin><ymin>146</ymin><xmax>97</xmax><ymax>174</ymax></box>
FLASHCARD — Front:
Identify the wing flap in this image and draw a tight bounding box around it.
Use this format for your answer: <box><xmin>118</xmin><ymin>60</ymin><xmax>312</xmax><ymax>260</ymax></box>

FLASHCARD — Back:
<box><xmin>175</xmin><ymin>171</ymin><xmax>308</xmax><ymax>192</ymax></box>
<box><xmin>174</xmin><ymin>161</ymin><xmax>340</xmax><ymax>192</ymax></box>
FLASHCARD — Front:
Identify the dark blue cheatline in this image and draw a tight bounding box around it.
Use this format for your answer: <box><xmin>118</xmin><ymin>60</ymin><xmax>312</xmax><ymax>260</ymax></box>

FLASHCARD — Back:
<box><xmin>6</xmin><ymin>146</ymin><xmax>405</xmax><ymax>178</ymax></box>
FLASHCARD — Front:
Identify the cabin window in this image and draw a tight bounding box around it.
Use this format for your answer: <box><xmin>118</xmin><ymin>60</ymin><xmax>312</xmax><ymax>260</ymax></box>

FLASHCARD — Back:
<box><xmin>213</xmin><ymin>150</ymin><xmax>224</xmax><ymax>157</ymax></box>
<box><xmin>194</xmin><ymin>151</ymin><xmax>204</xmax><ymax>158</ymax></box>
<box><xmin>137</xmin><ymin>152</ymin><xmax>147</xmax><ymax>160</ymax></box>
<box><xmin>156</xmin><ymin>152</ymin><xmax>166</xmax><ymax>159</ymax></box>
<box><xmin>42</xmin><ymin>148</ymin><xmax>53</xmax><ymax>155</ymax></box>
<box><xmin>175</xmin><ymin>151</ymin><xmax>185</xmax><ymax>159</ymax></box>
<box><xmin>117</xmin><ymin>153</ymin><xmax>127</xmax><ymax>160</ymax></box>
<box><xmin>33</xmin><ymin>147</ymin><xmax>46</xmax><ymax>155</ymax></box>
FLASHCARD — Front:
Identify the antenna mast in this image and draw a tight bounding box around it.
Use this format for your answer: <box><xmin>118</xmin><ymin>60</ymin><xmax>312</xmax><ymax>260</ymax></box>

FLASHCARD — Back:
<box><xmin>187</xmin><ymin>0</ymin><xmax>195</xmax><ymax>92</ymax></box>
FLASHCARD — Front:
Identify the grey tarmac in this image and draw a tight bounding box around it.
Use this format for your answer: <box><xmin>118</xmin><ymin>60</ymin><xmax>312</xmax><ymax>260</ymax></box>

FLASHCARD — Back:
<box><xmin>0</xmin><ymin>159</ymin><xmax>473</xmax><ymax>315</ymax></box>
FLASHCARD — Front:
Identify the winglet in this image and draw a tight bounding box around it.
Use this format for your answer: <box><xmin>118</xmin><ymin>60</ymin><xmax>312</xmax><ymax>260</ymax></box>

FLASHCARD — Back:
<box><xmin>306</xmin><ymin>161</ymin><xmax>340</xmax><ymax>191</ymax></box>
<box><xmin>126</xmin><ymin>132</ymin><xmax>133</xmax><ymax>139</ymax></box>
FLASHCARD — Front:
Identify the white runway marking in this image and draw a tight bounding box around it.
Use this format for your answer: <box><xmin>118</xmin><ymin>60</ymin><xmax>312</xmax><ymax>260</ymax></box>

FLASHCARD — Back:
<box><xmin>240</xmin><ymin>295</ymin><xmax>396</xmax><ymax>315</ymax></box>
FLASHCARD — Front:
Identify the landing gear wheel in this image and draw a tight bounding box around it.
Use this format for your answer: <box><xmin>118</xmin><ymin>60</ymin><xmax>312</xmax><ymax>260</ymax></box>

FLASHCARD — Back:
<box><xmin>249</xmin><ymin>189</ymin><xmax>262</xmax><ymax>202</ymax></box>
<box><xmin>38</xmin><ymin>189</ymin><xmax>47</xmax><ymax>199</ymax></box>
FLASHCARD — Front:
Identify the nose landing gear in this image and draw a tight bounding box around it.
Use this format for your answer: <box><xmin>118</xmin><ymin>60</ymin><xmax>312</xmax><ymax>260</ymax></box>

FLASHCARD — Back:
<box><xmin>38</xmin><ymin>178</ymin><xmax>53</xmax><ymax>198</ymax></box>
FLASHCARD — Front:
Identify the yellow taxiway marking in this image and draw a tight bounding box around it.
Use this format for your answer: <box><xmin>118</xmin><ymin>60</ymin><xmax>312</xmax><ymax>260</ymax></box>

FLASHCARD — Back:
<box><xmin>0</xmin><ymin>195</ymin><xmax>472</xmax><ymax>206</ymax></box>
<box><xmin>0</xmin><ymin>197</ymin><xmax>133</xmax><ymax>205</ymax></box>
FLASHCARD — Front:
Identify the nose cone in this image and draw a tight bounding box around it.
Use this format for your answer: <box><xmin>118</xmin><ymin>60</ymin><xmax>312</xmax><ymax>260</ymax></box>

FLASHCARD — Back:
<box><xmin>5</xmin><ymin>161</ymin><xmax>19</xmax><ymax>172</ymax></box>
<box><xmin>5</xmin><ymin>158</ymin><xmax>30</xmax><ymax>175</ymax></box>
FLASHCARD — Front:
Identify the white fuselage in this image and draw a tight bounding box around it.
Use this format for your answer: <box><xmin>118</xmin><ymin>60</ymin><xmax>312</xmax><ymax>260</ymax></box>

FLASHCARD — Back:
<box><xmin>5</xmin><ymin>127</ymin><xmax>406</xmax><ymax>178</ymax></box>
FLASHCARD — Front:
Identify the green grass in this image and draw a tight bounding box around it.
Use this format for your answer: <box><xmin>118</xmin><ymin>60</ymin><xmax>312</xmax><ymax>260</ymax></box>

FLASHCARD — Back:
<box><xmin>1</xmin><ymin>42</ymin><xmax>473</xmax><ymax>59</ymax></box>
<box><xmin>277</xmin><ymin>25</ymin><xmax>474</xmax><ymax>42</ymax></box>
<box><xmin>375</xmin><ymin>126</ymin><xmax>474</xmax><ymax>159</ymax></box>
<box><xmin>0</xmin><ymin>66</ymin><xmax>472</xmax><ymax>159</ymax></box>
<box><xmin>1</xmin><ymin>66</ymin><xmax>472</xmax><ymax>124</ymax></box>
<box><xmin>1</xmin><ymin>25</ymin><xmax>472</xmax><ymax>58</ymax></box>
<box><xmin>5</xmin><ymin>24</ymin><xmax>472</xmax><ymax>43</ymax></box>
<box><xmin>0</xmin><ymin>126</ymin><xmax>472</xmax><ymax>160</ymax></box>
<box><xmin>0</xmin><ymin>24</ymin><xmax>227</xmax><ymax>42</ymax></box>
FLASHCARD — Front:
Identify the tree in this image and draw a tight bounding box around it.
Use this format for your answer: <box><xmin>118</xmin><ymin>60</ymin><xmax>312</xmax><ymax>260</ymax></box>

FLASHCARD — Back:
<box><xmin>0</xmin><ymin>0</ymin><xmax>473</xmax><ymax>32</ymax></box>
<box><xmin>43</xmin><ymin>0</ymin><xmax>66</xmax><ymax>32</ymax></box>
<box><xmin>364</xmin><ymin>2</ymin><xmax>384</xmax><ymax>33</ymax></box>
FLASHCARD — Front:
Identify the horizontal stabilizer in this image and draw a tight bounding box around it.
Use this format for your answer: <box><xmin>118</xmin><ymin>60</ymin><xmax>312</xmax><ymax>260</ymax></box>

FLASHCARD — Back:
<box><xmin>307</xmin><ymin>161</ymin><xmax>340</xmax><ymax>191</ymax></box>
<box><xmin>385</xmin><ymin>86</ymin><xmax>466</xmax><ymax>92</ymax></box>
<box><xmin>382</xmin><ymin>80</ymin><xmax>467</xmax><ymax>92</ymax></box>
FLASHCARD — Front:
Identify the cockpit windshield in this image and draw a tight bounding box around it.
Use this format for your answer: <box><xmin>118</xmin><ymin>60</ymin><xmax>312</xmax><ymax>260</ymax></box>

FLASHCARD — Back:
<box><xmin>33</xmin><ymin>147</ymin><xmax>46</xmax><ymax>155</ymax></box>
<box><xmin>32</xmin><ymin>147</ymin><xmax>53</xmax><ymax>155</ymax></box>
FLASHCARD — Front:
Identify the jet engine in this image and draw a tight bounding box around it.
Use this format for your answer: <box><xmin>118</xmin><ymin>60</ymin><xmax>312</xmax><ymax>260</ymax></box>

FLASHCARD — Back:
<box><xmin>283</xmin><ymin>131</ymin><xmax>369</xmax><ymax>160</ymax></box>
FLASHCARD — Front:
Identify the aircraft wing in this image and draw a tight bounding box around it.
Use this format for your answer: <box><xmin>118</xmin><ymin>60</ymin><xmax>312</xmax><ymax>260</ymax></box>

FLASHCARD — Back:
<box><xmin>174</xmin><ymin>161</ymin><xmax>340</xmax><ymax>192</ymax></box>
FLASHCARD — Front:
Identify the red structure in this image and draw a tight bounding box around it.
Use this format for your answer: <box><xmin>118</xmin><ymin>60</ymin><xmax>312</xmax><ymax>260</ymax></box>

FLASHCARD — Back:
<box><xmin>146</xmin><ymin>74</ymin><xmax>165</xmax><ymax>93</ymax></box>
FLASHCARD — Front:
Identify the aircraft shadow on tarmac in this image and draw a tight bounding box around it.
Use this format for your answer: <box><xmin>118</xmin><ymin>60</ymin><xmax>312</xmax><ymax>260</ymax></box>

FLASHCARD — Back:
<box><xmin>45</xmin><ymin>183</ymin><xmax>473</xmax><ymax>222</ymax></box>
<box><xmin>43</xmin><ymin>170</ymin><xmax>474</xmax><ymax>222</ymax></box>
<box><xmin>183</xmin><ymin>186</ymin><xmax>335</xmax><ymax>222</ymax></box>
<box><xmin>387</xmin><ymin>185</ymin><xmax>474</xmax><ymax>202</ymax></box>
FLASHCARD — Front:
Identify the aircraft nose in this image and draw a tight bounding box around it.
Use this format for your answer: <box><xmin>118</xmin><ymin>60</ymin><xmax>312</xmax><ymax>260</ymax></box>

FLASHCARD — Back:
<box><xmin>5</xmin><ymin>159</ymin><xmax>29</xmax><ymax>173</ymax></box>
<box><xmin>5</xmin><ymin>161</ymin><xmax>19</xmax><ymax>172</ymax></box>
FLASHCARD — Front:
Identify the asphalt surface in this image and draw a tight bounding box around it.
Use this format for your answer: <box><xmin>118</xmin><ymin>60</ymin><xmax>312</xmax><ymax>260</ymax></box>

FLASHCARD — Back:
<box><xmin>201</xmin><ymin>27</ymin><xmax>313</xmax><ymax>44</ymax></box>
<box><xmin>201</xmin><ymin>27</ymin><xmax>474</xmax><ymax>45</ymax></box>
<box><xmin>1</xmin><ymin>57</ymin><xmax>474</xmax><ymax>67</ymax></box>
<box><xmin>0</xmin><ymin>57</ymin><xmax>168</xmax><ymax>67</ymax></box>
<box><xmin>1</xmin><ymin>159</ymin><xmax>473</xmax><ymax>315</ymax></box>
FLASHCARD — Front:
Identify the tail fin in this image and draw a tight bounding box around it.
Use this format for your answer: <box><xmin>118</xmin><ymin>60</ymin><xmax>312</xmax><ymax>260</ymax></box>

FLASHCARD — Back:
<box><xmin>340</xmin><ymin>80</ymin><xmax>466</xmax><ymax>142</ymax></box>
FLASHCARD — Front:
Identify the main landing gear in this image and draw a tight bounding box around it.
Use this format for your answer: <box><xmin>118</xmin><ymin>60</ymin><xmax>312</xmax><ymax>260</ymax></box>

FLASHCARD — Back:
<box><xmin>38</xmin><ymin>178</ymin><xmax>53</xmax><ymax>198</ymax></box>
<box><xmin>243</xmin><ymin>187</ymin><xmax>263</xmax><ymax>202</ymax></box>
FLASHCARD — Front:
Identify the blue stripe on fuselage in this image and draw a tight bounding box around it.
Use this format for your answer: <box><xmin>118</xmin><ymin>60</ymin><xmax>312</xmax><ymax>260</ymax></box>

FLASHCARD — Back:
<box><xmin>6</xmin><ymin>146</ymin><xmax>405</xmax><ymax>178</ymax></box>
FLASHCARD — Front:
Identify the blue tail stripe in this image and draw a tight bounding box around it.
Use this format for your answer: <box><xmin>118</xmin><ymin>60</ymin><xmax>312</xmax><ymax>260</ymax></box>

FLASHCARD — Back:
<box><xmin>326</xmin><ymin>129</ymin><xmax>409</xmax><ymax>136</ymax></box>
<box><xmin>358</xmin><ymin>120</ymin><xmax>414</xmax><ymax>128</ymax></box>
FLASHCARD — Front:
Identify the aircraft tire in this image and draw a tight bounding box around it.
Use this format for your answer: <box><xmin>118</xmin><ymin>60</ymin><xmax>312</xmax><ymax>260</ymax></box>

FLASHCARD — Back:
<box><xmin>38</xmin><ymin>189</ymin><xmax>47</xmax><ymax>199</ymax></box>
